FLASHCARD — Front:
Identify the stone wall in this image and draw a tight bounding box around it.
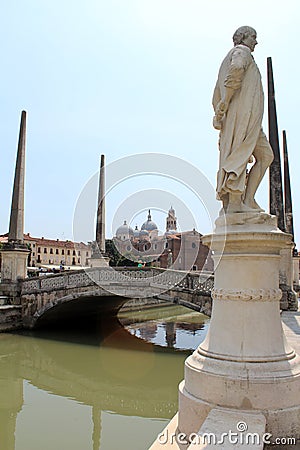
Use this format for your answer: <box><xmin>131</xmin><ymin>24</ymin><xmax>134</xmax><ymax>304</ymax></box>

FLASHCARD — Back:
<box><xmin>0</xmin><ymin>306</ymin><xmax>22</xmax><ymax>331</ymax></box>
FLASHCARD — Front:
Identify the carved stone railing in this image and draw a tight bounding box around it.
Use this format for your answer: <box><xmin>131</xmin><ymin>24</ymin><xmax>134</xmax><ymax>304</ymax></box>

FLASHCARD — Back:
<box><xmin>21</xmin><ymin>267</ymin><xmax>214</xmax><ymax>297</ymax></box>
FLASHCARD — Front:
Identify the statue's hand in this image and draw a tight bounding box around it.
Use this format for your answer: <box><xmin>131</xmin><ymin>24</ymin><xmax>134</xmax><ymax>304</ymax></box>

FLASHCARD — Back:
<box><xmin>213</xmin><ymin>115</ymin><xmax>222</xmax><ymax>130</ymax></box>
<box><xmin>213</xmin><ymin>100</ymin><xmax>228</xmax><ymax>130</ymax></box>
<box><xmin>216</xmin><ymin>100</ymin><xmax>228</xmax><ymax>117</ymax></box>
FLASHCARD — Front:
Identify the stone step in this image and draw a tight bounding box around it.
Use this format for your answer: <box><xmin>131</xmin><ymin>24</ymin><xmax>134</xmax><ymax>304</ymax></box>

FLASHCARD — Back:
<box><xmin>148</xmin><ymin>409</ymin><xmax>267</xmax><ymax>449</ymax></box>
<box><xmin>193</xmin><ymin>408</ymin><xmax>266</xmax><ymax>449</ymax></box>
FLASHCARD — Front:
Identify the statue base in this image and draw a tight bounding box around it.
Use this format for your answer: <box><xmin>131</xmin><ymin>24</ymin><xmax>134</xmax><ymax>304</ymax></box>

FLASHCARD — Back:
<box><xmin>88</xmin><ymin>252</ymin><xmax>110</xmax><ymax>268</ymax></box>
<box><xmin>0</xmin><ymin>243</ymin><xmax>29</xmax><ymax>282</ymax></box>
<box><xmin>177</xmin><ymin>211</ymin><xmax>300</xmax><ymax>441</ymax></box>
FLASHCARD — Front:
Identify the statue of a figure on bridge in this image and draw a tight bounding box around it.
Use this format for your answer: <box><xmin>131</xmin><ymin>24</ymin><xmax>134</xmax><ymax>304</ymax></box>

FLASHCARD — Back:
<box><xmin>212</xmin><ymin>26</ymin><xmax>274</xmax><ymax>214</ymax></box>
<box><xmin>167</xmin><ymin>250</ymin><xmax>173</xmax><ymax>268</ymax></box>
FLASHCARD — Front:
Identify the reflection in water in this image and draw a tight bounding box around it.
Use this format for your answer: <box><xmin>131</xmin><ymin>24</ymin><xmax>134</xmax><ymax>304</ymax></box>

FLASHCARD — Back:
<box><xmin>0</xmin><ymin>305</ymin><xmax>209</xmax><ymax>450</ymax></box>
<box><xmin>120</xmin><ymin>305</ymin><xmax>210</xmax><ymax>350</ymax></box>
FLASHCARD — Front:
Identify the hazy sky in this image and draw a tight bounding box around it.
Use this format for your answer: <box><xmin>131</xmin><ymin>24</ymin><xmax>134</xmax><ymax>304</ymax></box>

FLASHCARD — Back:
<box><xmin>1</xmin><ymin>0</ymin><xmax>299</xmax><ymax>244</ymax></box>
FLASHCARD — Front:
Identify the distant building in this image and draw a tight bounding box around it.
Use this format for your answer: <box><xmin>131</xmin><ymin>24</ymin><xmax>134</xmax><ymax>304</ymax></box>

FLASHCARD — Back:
<box><xmin>0</xmin><ymin>233</ymin><xmax>91</xmax><ymax>269</ymax></box>
<box><xmin>113</xmin><ymin>208</ymin><xmax>213</xmax><ymax>271</ymax></box>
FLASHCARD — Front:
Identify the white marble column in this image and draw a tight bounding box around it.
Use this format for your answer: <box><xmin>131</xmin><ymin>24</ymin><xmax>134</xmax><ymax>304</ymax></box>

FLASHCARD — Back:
<box><xmin>178</xmin><ymin>212</ymin><xmax>300</xmax><ymax>440</ymax></box>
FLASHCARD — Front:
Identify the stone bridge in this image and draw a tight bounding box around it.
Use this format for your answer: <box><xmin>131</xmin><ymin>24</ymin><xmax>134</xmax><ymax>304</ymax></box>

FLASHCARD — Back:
<box><xmin>18</xmin><ymin>267</ymin><xmax>213</xmax><ymax>329</ymax></box>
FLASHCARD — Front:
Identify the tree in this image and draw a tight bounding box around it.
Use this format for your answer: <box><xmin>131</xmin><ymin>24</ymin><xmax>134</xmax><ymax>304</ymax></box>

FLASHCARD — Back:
<box><xmin>105</xmin><ymin>239</ymin><xmax>136</xmax><ymax>267</ymax></box>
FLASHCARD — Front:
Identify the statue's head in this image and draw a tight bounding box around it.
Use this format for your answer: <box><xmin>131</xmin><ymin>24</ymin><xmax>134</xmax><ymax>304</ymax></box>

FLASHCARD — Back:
<box><xmin>233</xmin><ymin>26</ymin><xmax>257</xmax><ymax>52</ymax></box>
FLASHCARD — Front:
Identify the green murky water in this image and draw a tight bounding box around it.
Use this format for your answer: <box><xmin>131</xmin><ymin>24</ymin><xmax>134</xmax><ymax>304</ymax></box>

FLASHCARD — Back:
<box><xmin>0</xmin><ymin>304</ymin><xmax>209</xmax><ymax>450</ymax></box>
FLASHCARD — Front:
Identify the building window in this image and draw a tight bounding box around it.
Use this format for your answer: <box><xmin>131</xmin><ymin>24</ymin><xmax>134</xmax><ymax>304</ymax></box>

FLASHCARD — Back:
<box><xmin>33</xmin><ymin>252</ymin><xmax>35</xmax><ymax>257</ymax></box>
<box><xmin>50</xmin><ymin>248</ymin><xmax>53</xmax><ymax>254</ymax></box>
<box><xmin>73</xmin><ymin>250</ymin><xmax>76</xmax><ymax>256</ymax></box>
<box><xmin>192</xmin><ymin>242</ymin><xmax>196</xmax><ymax>248</ymax></box>
<box><xmin>56</xmin><ymin>249</ymin><xmax>59</xmax><ymax>254</ymax></box>
<box><xmin>192</xmin><ymin>265</ymin><xmax>197</xmax><ymax>271</ymax></box>
<box><xmin>67</xmin><ymin>250</ymin><xmax>70</xmax><ymax>255</ymax></box>
<box><xmin>38</xmin><ymin>247</ymin><xmax>41</xmax><ymax>253</ymax></box>
<box><xmin>78</xmin><ymin>258</ymin><xmax>80</xmax><ymax>264</ymax></box>
<box><xmin>165</xmin><ymin>242</ymin><xmax>168</xmax><ymax>248</ymax></box>
<box><xmin>62</xmin><ymin>249</ymin><xmax>65</xmax><ymax>255</ymax></box>
<box><xmin>33</xmin><ymin>244</ymin><xmax>35</xmax><ymax>248</ymax></box>
<box><xmin>154</xmin><ymin>244</ymin><xmax>157</xmax><ymax>250</ymax></box>
<box><xmin>78</xmin><ymin>251</ymin><xmax>81</xmax><ymax>256</ymax></box>
<box><xmin>44</xmin><ymin>248</ymin><xmax>47</xmax><ymax>253</ymax></box>
<box><xmin>86</xmin><ymin>251</ymin><xmax>89</xmax><ymax>256</ymax></box>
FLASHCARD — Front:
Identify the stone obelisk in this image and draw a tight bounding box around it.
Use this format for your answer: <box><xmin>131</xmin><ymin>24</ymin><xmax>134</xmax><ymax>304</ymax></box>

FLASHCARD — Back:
<box><xmin>268</xmin><ymin>57</ymin><xmax>293</xmax><ymax>310</ymax></box>
<box><xmin>96</xmin><ymin>154</ymin><xmax>106</xmax><ymax>255</ymax></box>
<box><xmin>282</xmin><ymin>130</ymin><xmax>299</xmax><ymax>310</ymax></box>
<box><xmin>283</xmin><ymin>130</ymin><xmax>294</xmax><ymax>241</ymax></box>
<box><xmin>1</xmin><ymin>111</ymin><xmax>30</xmax><ymax>282</ymax></box>
<box><xmin>89</xmin><ymin>154</ymin><xmax>109</xmax><ymax>267</ymax></box>
<box><xmin>267</xmin><ymin>57</ymin><xmax>285</xmax><ymax>232</ymax></box>
<box><xmin>284</xmin><ymin>129</ymin><xmax>300</xmax><ymax>296</ymax></box>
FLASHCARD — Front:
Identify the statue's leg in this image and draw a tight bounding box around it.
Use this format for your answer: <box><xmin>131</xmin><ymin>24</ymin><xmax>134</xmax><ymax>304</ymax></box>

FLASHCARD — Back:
<box><xmin>243</xmin><ymin>132</ymin><xmax>274</xmax><ymax>210</ymax></box>
<box><xmin>226</xmin><ymin>192</ymin><xmax>244</xmax><ymax>213</ymax></box>
<box><xmin>221</xmin><ymin>193</ymin><xmax>229</xmax><ymax>213</ymax></box>
<box><xmin>225</xmin><ymin>193</ymin><xmax>257</xmax><ymax>214</ymax></box>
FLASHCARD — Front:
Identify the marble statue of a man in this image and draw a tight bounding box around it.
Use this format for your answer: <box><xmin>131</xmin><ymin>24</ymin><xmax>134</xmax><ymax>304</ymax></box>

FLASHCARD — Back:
<box><xmin>213</xmin><ymin>26</ymin><xmax>273</xmax><ymax>213</ymax></box>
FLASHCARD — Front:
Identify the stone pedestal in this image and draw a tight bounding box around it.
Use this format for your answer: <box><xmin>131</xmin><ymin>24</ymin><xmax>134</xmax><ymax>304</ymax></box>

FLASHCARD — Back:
<box><xmin>293</xmin><ymin>255</ymin><xmax>300</xmax><ymax>296</ymax></box>
<box><xmin>178</xmin><ymin>212</ymin><xmax>300</xmax><ymax>441</ymax></box>
<box><xmin>1</xmin><ymin>246</ymin><xmax>29</xmax><ymax>282</ymax></box>
<box><xmin>279</xmin><ymin>248</ymin><xmax>298</xmax><ymax>311</ymax></box>
<box><xmin>88</xmin><ymin>242</ymin><xmax>110</xmax><ymax>268</ymax></box>
<box><xmin>88</xmin><ymin>255</ymin><xmax>110</xmax><ymax>268</ymax></box>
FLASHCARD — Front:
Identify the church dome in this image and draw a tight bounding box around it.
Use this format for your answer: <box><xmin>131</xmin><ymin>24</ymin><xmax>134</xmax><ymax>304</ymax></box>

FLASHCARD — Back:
<box><xmin>133</xmin><ymin>225</ymin><xmax>140</xmax><ymax>238</ymax></box>
<box><xmin>165</xmin><ymin>229</ymin><xmax>177</xmax><ymax>236</ymax></box>
<box><xmin>141</xmin><ymin>210</ymin><xmax>158</xmax><ymax>232</ymax></box>
<box><xmin>116</xmin><ymin>220</ymin><xmax>134</xmax><ymax>238</ymax></box>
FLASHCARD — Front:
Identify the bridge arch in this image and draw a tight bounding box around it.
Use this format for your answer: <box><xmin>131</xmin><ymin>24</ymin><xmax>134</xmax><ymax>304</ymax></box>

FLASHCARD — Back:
<box><xmin>23</xmin><ymin>290</ymin><xmax>129</xmax><ymax>330</ymax></box>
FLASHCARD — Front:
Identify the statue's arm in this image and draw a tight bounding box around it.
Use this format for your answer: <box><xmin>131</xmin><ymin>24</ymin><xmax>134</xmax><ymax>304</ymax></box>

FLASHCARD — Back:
<box><xmin>225</xmin><ymin>48</ymin><xmax>246</xmax><ymax>88</ymax></box>
<box><xmin>213</xmin><ymin>48</ymin><xmax>247</xmax><ymax>130</ymax></box>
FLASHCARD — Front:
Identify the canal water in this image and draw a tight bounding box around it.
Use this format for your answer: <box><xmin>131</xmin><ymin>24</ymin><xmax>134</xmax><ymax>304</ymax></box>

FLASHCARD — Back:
<box><xmin>0</xmin><ymin>304</ymin><xmax>209</xmax><ymax>450</ymax></box>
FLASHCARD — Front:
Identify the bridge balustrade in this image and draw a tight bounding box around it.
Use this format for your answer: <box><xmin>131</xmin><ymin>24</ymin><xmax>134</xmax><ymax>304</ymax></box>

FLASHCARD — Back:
<box><xmin>21</xmin><ymin>267</ymin><xmax>214</xmax><ymax>296</ymax></box>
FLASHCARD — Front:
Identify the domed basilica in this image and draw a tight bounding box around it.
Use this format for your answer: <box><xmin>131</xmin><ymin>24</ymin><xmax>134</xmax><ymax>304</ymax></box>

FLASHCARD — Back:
<box><xmin>114</xmin><ymin>207</ymin><xmax>213</xmax><ymax>271</ymax></box>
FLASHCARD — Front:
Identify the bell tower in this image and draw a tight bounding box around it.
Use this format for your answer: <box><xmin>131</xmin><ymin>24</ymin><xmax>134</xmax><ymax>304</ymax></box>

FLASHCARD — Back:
<box><xmin>166</xmin><ymin>206</ymin><xmax>177</xmax><ymax>232</ymax></box>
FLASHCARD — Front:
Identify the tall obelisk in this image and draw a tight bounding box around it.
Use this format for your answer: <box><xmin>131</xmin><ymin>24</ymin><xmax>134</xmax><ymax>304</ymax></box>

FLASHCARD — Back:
<box><xmin>268</xmin><ymin>58</ymin><xmax>291</xmax><ymax>309</ymax></box>
<box><xmin>89</xmin><ymin>154</ymin><xmax>109</xmax><ymax>267</ymax></box>
<box><xmin>283</xmin><ymin>130</ymin><xmax>294</xmax><ymax>241</ymax></box>
<box><xmin>96</xmin><ymin>154</ymin><xmax>106</xmax><ymax>255</ymax></box>
<box><xmin>1</xmin><ymin>111</ymin><xmax>30</xmax><ymax>281</ymax></box>
<box><xmin>282</xmin><ymin>130</ymin><xmax>298</xmax><ymax>310</ymax></box>
<box><xmin>267</xmin><ymin>57</ymin><xmax>285</xmax><ymax>232</ymax></box>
